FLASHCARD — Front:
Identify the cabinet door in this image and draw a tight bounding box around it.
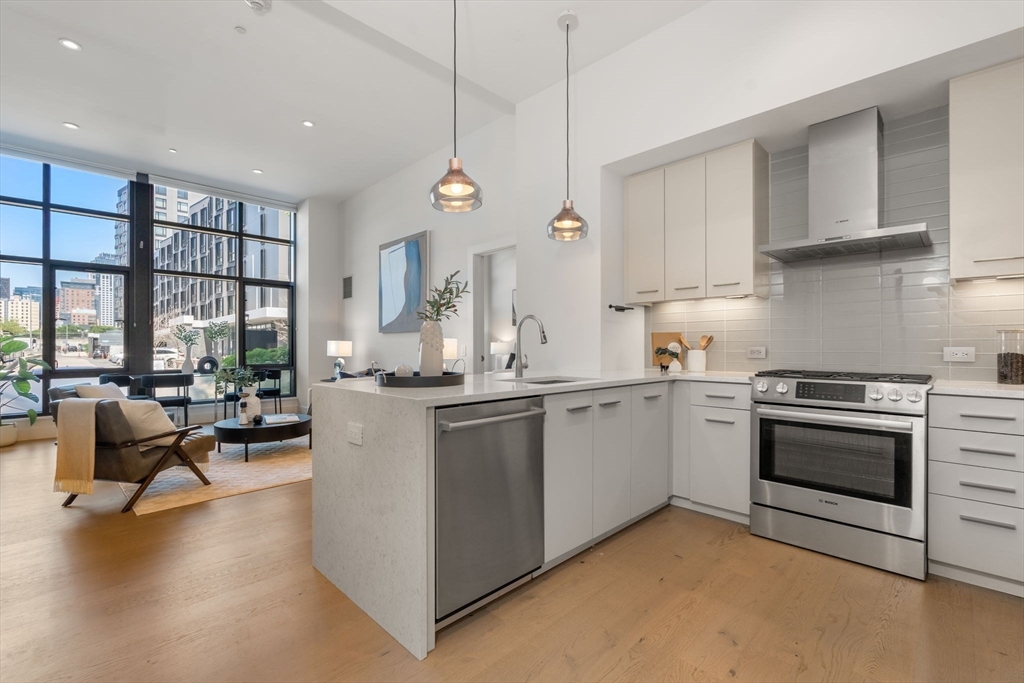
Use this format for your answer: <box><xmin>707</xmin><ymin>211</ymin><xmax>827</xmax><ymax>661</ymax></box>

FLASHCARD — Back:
<box><xmin>671</xmin><ymin>381</ymin><xmax>691</xmax><ymax>499</ymax></box>
<box><xmin>950</xmin><ymin>59</ymin><xmax>1024</xmax><ymax>280</ymax></box>
<box><xmin>706</xmin><ymin>142</ymin><xmax>754</xmax><ymax>297</ymax></box>
<box><xmin>543</xmin><ymin>391</ymin><xmax>594</xmax><ymax>562</ymax></box>
<box><xmin>689</xmin><ymin>405</ymin><xmax>751</xmax><ymax>514</ymax></box>
<box><xmin>625</xmin><ymin>168</ymin><xmax>665</xmax><ymax>304</ymax></box>
<box><xmin>593</xmin><ymin>387</ymin><xmax>632</xmax><ymax>536</ymax></box>
<box><xmin>664</xmin><ymin>156</ymin><xmax>706</xmax><ymax>299</ymax></box>
<box><xmin>630</xmin><ymin>384</ymin><xmax>670</xmax><ymax>516</ymax></box>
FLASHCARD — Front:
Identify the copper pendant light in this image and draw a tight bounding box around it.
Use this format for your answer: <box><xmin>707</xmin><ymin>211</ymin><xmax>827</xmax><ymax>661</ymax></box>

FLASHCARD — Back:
<box><xmin>548</xmin><ymin>12</ymin><xmax>587</xmax><ymax>241</ymax></box>
<box><xmin>430</xmin><ymin>0</ymin><xmax>482</xmax><ymax>212</ymax></box>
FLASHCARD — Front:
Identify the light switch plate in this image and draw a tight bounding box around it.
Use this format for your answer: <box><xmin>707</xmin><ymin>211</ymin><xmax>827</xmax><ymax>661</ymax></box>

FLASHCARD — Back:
<box><xmin>943</xmin><ymin>347</ymin><xmax>976</xmax><ymax>362</ymax></box>
<box><xmin>346</xmin><ymin>422</ymin><xmax>363</xmax><ymax>445</ymax></box>
<box><xmin>747</xmin><ymin>346</ymin><xmax>767</xmax><ymax>359</ymax></box>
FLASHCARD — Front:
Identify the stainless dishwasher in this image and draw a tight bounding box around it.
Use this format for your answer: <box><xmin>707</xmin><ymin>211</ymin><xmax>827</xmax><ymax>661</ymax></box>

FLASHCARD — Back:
<box><xmin>435</xmin><ymin>397</ymin><xmax>546</xmax><ymax>625</ymax></box>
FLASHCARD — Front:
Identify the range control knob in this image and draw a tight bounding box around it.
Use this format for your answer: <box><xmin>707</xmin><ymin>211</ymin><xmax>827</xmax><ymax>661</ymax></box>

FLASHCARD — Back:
<box><xmin>868</xmin><ymin>388</ymin><xmax>885</xmax><ymax>401</ymax></box>
<box><xmin>755</xmin><ymin>380</ymin><xmax>769</xmax><ymax>393</ymax></box>
<box><xmin>906</xmin><ymin>389</ymin><xmax>923</xmax><ymax>403</ymax></box>
<box><xmin>887</xmin><ymin>388</ymin><xmax>903</xmax><ymax>402</ymax></box>
<box><xmin>775</xmin><ymin>382</ymin><xmax>789</xmax><ymax>395</ymax></box>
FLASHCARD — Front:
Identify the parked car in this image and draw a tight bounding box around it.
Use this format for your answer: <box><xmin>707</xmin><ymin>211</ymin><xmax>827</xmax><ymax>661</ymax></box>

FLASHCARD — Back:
<box><xmin>109</xmin><ymin>350</ymin><xmax>124</xmax><ymax>365</ymax></box>
<box><xmin>153</xmin><ymin>347</ymin><xmax>182</xmax><ymax>369</ymax></box>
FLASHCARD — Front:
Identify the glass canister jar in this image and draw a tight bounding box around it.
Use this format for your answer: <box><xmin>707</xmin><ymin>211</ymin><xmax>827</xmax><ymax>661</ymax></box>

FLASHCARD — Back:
<box><xmin>996</xmin><ymin>330</ymin><xmax>1024</xmax><ymax>385</ymax></box>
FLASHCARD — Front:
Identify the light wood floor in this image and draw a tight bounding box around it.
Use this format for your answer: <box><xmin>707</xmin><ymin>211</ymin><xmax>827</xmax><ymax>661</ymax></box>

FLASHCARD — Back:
<box><xmin>2</xmin><ymin>439</ymin><xmax>1022</xmax><ymax>683</ymax></box>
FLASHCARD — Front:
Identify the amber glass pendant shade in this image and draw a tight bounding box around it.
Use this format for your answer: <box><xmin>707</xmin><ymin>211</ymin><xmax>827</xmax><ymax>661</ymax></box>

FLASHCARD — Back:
<box><xmin>430</xmin><ymin>157</ymin><xmax>482</xmax><ymax>213</ymax></box>
<box><xmin>547</xmin><ymin>199</ymin><xmax>588</xmax><ymax>241</ymax></box>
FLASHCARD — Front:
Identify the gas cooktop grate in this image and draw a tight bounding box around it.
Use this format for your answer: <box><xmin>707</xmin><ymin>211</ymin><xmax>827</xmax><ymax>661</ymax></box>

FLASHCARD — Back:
<box><xmin>755</xmin><ymin>369</ymin><xmax>932</xmax><ymax>384</ymax></box>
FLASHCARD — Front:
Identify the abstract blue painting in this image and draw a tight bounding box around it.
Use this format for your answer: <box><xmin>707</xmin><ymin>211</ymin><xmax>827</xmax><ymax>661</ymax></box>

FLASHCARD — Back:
<box><xmin>379</xmin><ymin>231</ymin><xmax>429</xmax><ymax>333</ymax></box>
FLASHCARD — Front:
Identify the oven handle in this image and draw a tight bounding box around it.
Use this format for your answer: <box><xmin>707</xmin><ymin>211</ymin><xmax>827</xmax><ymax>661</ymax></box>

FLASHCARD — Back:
<box><xmin>755</xmin><ymin>407</ymin><xmax>915</xmax><ymax>432</ymax></box>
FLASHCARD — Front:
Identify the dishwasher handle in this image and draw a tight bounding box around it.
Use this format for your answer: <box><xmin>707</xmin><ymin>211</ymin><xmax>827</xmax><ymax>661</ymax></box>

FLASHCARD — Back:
<box><xmin>439</xmin><ymin>407</ymin><xmax>547</xmax><ymax>433</ymax></box>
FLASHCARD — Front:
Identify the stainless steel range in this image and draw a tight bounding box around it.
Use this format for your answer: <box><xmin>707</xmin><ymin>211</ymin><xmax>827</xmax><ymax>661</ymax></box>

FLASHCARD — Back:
<box><xmin>749</xmin><ymin>370</ymin><xmax>931</xmax><ymax>579</ymax></box>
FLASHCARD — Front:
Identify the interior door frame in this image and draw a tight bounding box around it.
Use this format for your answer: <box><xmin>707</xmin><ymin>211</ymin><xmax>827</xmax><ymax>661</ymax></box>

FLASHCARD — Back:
<box><xmin>467</xmin><ymin>237</ymin><xmax>516</xmax><ymax>375</ymax></box>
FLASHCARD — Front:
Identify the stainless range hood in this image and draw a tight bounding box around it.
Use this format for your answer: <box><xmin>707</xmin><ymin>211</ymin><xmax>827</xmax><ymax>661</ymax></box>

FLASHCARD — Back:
<box><xmin>759</xmin><ymin>107</ymin><xmax>931</xmax><ymax>263</ymax></box>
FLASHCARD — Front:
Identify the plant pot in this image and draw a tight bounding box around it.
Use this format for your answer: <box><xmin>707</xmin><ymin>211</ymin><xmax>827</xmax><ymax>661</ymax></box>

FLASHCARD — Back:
<box><xmin>687</xmin><ymin>349</ymin><xmax>707</xmax><ymax>373</ymax></box>
<box><xmin>240</xmin><ymin>387</ymin><xmax>262</xmax><ymax>417</ymax></box>
<box><xmin>182</xmin><ymin>346</ymin><xmax>194</xmax><ymax>374</ymax></box>
<box><xmin>0</xmin><ymin>423</ymin><xmax>17</xmax><ymax>448</ymax></box>
<box><xmin>668</xmin><ymin>359</ymin><xmax>683</xmax><ymax>374</ymax></box>
<box><xmin>418</xmin><ymin>320</ymin><xmax>444</xmax><ymax>377</ymax></box>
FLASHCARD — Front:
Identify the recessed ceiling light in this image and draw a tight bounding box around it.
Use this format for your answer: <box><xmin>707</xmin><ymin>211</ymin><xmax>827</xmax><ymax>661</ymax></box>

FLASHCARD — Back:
<box><xmin>168</xmin><ymin>148</ymin><xmax>178</xmax><ymax>153</ymax></box>
<box><xmin>62</xmin><ymin>122</ymin><xmax>80</xmax><ymax>130</ymax></box>
<box><xmin>252</xmin><ymin>169</ymin><xmax>263</xmax><ymax>174</ymax></box>
<box><xmin>59</xmin><ymin>38</ymin><xmax>82</xmax><ymax>51</ymax></box>
<box><xmin>302</xmin><ymin>120</ymin><xmax>314</xmax><ymax>127</ymax></box>
<box><xmin>234</xmin><ymin>26</ymin><xmax>247</xmax><ymax>35</ymax></box>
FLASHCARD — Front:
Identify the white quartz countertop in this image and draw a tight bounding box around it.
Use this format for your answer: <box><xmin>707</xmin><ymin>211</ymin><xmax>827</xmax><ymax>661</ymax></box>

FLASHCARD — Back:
<box><xmin>931</xmin><ymin>379</ymin><xmax>1024</xmax><ymax>400</ymax></box>
<box><xmin>315</xmin><ymin>369</ymin><xmax>752</xmax><ymax>408</ymax></box>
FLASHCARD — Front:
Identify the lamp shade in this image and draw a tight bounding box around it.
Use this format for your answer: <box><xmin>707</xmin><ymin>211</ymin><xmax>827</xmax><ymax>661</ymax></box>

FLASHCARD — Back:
<box><xmin>490</xmin><ymin>341</ymin><xmax>514</xmax><ymax>355</ymax></box>
<box><xmin>327</xmin><ymin>340</ymin><xmax>352</xmax><ymax>357</ymax></box>
<box><xmin>547</xmin><ymin>199</ymin><xmax>589</xmax><ymax>241</ymax></box>
<box><xmin>430</xmin><ymin>158</ymin><xmax>482</xmax><ymax>213</ymax></box>
<box><xmin>443</xmin><ymin>338</ymin><xmax>459</xmax><ymax>360</ymax></box>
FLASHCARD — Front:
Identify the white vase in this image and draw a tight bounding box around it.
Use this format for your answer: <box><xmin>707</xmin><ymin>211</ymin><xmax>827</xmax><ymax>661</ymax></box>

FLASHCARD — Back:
<box><xmin>0</xmin><ymin>423</ymin><xmax>16</xmax><ymax>448</ymax></box>
<box><xmin>687</xmin><ymin>349</ymin><xmax>707</xmax><ymax>373</ymax></box>
<box><xmin>182</xmin><ymin>346</ymin><xmax>194</xmax><ymax>374</ymax></box>
<box><xmin>418</xmin><ymin>321</ymin><xmax>444</xmax><ymax>377</ymax></box>
<box><xmin>668</xmin><ymin>359</ymin><xmax>683</xmax><ymax>374</ymax></box>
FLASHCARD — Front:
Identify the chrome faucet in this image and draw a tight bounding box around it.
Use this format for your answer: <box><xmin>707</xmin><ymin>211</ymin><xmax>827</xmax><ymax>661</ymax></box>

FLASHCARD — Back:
<box><xmin>514</xmin><ymin>314</ymin><xmax>548</xmax><ymax>378</ymax></box>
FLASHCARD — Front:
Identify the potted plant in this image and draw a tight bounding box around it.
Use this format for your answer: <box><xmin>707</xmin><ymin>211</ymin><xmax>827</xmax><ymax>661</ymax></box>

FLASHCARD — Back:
<box><xmin>417</xmin><ymin>271</ymin><xmax>469</xmax><ymax>377</ymax></box>
<box><xmin>654</xmin><ymin>342</ymin><xmax>683</xmax><ymax>374</ymax></box>
<box><xmin>215</xmin><ymin>366</ymin><xmax>259</xmax><ymax>418</ymax></box>
<box><xmin>172</xmin><ymin>324</ymin><xmax>201</xmax><ymax>374</ymax></box>
<box><xmin>1</xmin><ymin>335</ymin><xmax>51</xmax><ymax>446</ymax></box>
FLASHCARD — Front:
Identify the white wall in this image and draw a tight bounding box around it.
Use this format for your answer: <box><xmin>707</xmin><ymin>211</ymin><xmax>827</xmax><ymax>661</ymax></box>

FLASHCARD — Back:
<box><xmin>296</xmin><ymin>196</ymin><xmax>342</xmax><ymax>404</ymax></box>
<box><xmin>340</xmin><ymin>115</ymin><xmax>516</xmax><ymax>371</ymax></box>
<box><xmin>512</xmin><ymin>0</ymin><xmax>1024</xmax><ymax>374</ymax></box>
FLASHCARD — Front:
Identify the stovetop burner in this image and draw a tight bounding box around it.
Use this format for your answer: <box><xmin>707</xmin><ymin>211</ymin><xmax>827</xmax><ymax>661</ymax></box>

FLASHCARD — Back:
<box><xmin>755</xmin><ymin>369</ymin><xmax>933</xmax><ymax>384</ymax></box>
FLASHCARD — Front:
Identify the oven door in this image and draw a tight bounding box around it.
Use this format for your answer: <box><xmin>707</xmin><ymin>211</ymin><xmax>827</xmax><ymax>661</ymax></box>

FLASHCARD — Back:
<box><xmin>750</xmin><ymin>404</ymin><xmax>925</xmax><ymax>540</ymax></box>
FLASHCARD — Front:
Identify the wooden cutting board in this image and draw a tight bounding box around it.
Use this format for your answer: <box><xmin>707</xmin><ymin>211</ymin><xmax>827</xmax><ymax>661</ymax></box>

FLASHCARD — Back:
<box><xmin>651</xmin><ymin>332</ymin><xmax>682</xmax><ymax>366</ymax></box>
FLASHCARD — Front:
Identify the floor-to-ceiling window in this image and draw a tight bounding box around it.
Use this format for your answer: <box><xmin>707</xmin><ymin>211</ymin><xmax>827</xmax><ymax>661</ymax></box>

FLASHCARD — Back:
<box><xmin>0</xmin><ymin>155</ymin><xmax>130</xmax><ymax>417</ymax></box>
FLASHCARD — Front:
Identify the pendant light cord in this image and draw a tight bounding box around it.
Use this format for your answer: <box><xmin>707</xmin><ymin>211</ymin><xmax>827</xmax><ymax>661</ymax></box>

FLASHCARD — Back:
<box><xmin>453</xmin><ymin>0</ymin><xmax>458</xmax><ymax>158</ymax></box>
<box><xmin>565</xmin><ymin>23</ymin><xmax>570</xmax><ymax>201</ymax></box>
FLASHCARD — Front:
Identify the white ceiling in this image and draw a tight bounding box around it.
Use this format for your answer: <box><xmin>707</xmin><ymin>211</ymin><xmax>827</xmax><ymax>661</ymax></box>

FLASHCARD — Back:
<box><xmin>0</xmin><ymin>0</ymin><xmax>705</xmax><ymax>204</ymax></box>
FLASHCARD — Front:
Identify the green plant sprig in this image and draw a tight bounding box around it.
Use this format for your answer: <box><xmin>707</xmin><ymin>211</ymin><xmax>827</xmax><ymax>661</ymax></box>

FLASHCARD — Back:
<box><xmin>654</xmin><ymin>346</ymin><xmax>679</xmax><ymax>360</ymax></box>
<box><xmin>172</xmin><ymin>324</ymin><xmax>201</xmax><ymax>348</ymax></box>
<box><xmin>0</xmin><ymin>335</ymin><xmax>51</xmax><ymax>425</ymax></box>
<box><xmin>417</xmin><ymin>270</ymin><xmax>470</xmax><ymax>322</ymax></box>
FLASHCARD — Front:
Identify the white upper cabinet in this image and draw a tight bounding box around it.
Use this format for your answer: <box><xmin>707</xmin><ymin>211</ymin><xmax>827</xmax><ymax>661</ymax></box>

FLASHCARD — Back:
<box><xmin>624</xmin><ymin>139</ymin><xmax>768</xmax><ymax>303</ymax></box>
<box><xmin>624</xmin><ymin>168</ymin><xmax>666</xmax><ymax>304</ymax></box>
<box><xmin>950</xmin><ymin>59</ymin><xmax>1024</xmax><ymax>281</ymax></box>
<box><xmin>705</xmin><ymin>140</ymin><xmax>769</xmax><ymax>299</ymax></box>
<box><xmin>664</xmin><ymin>156</ymin><xmax>706</xmax><ymax>299</ymax></box>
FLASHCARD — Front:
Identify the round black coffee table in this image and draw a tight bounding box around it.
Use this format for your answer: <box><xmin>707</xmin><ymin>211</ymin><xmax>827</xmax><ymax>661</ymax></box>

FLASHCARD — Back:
<box><xmin>213</xmin><ymin>415</ymin><xmax>312</xmax><ymax>462</ymax></box>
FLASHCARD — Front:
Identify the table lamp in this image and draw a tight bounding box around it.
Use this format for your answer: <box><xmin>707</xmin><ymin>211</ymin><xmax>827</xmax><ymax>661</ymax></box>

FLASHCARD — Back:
<box><xmin>327</xmin><ymin>340</ymin><xmax>353</xmax><ymax>378</ymax></box>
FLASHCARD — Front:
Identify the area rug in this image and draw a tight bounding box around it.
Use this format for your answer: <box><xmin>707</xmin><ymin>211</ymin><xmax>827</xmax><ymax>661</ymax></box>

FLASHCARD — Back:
<box><xmin>118</xmin><ymin>436</ymin><xmax>311</xmax><ymax>515</ymax></box>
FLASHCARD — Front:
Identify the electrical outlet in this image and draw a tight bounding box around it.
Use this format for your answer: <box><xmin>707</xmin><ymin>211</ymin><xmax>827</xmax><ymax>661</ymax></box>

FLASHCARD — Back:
<box><xmin>943</xmin><ymin>347</ymin><xmax>976</xmax><ymax>362</ymax></box>
<box><xmin>747</xmin><ymin>346</ymin><xmax>767</xmax><ymax>359</ymax></box>
<box><xmin>346</xmin><ymin>422</ymin><xmax>363</xmax><ymax>445</ymax></box>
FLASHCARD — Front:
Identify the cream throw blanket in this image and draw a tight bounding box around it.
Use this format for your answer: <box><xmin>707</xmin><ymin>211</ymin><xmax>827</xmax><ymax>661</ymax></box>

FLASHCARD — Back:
<box><xmin>54</xmin><ymin>398</ymin><xmax>103</xmax><ymax>495</ymax></box>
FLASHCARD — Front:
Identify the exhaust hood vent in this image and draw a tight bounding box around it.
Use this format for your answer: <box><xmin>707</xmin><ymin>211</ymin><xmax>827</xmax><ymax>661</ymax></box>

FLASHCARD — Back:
<box><xmin>759</xmin><ymin>107</ymin><xmax>931</xmax><ymax>263</ymax></box>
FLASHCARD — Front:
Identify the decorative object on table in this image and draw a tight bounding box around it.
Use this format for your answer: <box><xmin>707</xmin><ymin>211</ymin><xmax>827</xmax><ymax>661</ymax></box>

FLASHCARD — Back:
<box><xmin>490</xmin><ymin>341</ymin><xmax>513</xmax><ymax>372</ymax></box>
<box><xmin>379</xmin><ymin>231</ymin><xmax>429</xmax><ymax>333</ymax></box>
<box><xmin>252</xmin><ymin>414</ymin><xmax>264</xmax><ymax>426</ymax></box>
<box><xmin>997</xmin><ymin>329</ymin><xmax>1024</xmax><ymax>384</ymax></box>
<box><xmin>203</xmin><ymin>321</ymin><xmax>231</xmax><ymax>361</ymax></box>
<box><xmin>214</xmin><ymin>366</ymin><xmax>259</xmax><ymax>420</ymax></box>
<box><xmin>395</xmin><ymin>364</ymin><xmax>414</xmax><ymax>377</ymax></box>
<box><xmin>0</xmin><ymin>334</ymin><xmax>50</xmax><ymax>446</ymax></box>
<box><xmin>651</xmin><ymin>332</ymin><xmax>683</xmax><ymax>367</ymax></box>
<box><xmin>654</xmin><ymin>342</ymin><xmax>683</xmax><ymax>374</ymax></box>
<box><xmin>374</xmin><ymin>371</ymin><xmax>467</xmax><ymax>388</ymax></box>
<box><xmin>417</xmin><ymin>270</ymin><xmax>469</xmax><ymax>377</ymax></box>
<box><xmin>327</xmin><ymin>340</ymin><xmax>353</xmax><ymax>379</ymax></box>
<box><xmin>238</xmin><ymin>395</ymin><xmax>250</xmax><ymax>425</ymax></box>
<box><xmin>547</xmin><ymin>11</ymin><xmax>588</xmax><ymax>241</ymax></box>
<box><xmin>428</xmin><ymin>0</ymin><xmax>482</xmax><ymax>213</ymax></box>
<box><xmin>172</xmin><ymin>323</ymin><xmax>201</xmax><ymax>374</ymax></box>
<box><xmin>264</xmin><ymin>414</ymin><xmax>301</xmax><ymax>425</ymax></box>
<box><xmin>688</xmin><ymin>335</ymin><xmax>711</xmax><ymax>373</ymax></box>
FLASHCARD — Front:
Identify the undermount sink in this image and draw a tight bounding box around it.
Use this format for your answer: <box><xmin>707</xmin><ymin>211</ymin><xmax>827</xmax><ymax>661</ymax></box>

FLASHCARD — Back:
<box><xmin>498</xmin><ymin>376</ymin><xmax>594</xmax><ymax>385</ymax></box>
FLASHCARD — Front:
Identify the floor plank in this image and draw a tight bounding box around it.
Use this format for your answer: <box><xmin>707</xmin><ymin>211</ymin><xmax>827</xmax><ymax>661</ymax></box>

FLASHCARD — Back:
<box><xmin>1</xmin><ymin>439</ymin><xmax>1022</xmax><ymax>683</ymax></box>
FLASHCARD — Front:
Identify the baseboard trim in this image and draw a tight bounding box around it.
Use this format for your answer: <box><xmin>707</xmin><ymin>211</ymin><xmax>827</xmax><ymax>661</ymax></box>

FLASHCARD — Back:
<box><xmin>670</xmin><ymin>496</ymin><xmax>750</xmax><ymax>526</ymax></box>
<box><xmin>929</xmin><ymin>560</ymin><xmax>1024</xmax><ymax>598</ymax></box>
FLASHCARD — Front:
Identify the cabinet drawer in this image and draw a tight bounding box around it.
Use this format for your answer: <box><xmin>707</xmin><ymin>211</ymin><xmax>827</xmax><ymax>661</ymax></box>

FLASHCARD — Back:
<box><xmin>929</xmin><ymin>461</ymin><xmax>1024</xmax><ymax>508</ymax></box>
<box><xmin>690</xmin><ymin>383</ymin><xmax>750</xmax><ymax>410</ymax></box>
<box><xmin>928</xmin><ymin>493</ymin><xmax>1024</xmax><ymax>581</ymax></box>
<box><xmin>929</xmin><ymin>427</ymin><xmax>1024</xmax><ymax>472</ymax></box>
<box><xmin>689</xmin><ymin>405</ymin><xmax>751</xmax><ymax>515</ymax></box>
<box><xmin>930</xmin><ymin>395</ymin><xmax>1024</xmax><ymax>435</ymax></box>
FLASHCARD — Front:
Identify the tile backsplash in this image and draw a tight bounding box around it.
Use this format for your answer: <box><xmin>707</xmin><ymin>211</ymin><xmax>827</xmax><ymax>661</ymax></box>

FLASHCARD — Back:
<box><xmin>651</xmin><ymin>106</ymin><xmax>1023</xmax><ymax>381</ymax></box>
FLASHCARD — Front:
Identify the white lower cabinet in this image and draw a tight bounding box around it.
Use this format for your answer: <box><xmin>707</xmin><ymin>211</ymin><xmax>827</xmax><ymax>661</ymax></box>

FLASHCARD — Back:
<box><xmin>928</xmin><ymin>494</ymin><xmax>1024</xmax><ymax>581</ymax></box>
<box><xmin>671</xmin><ymin>382</ymin><xmax>691</xmax><ymax>499</ymax></box>
<box><xmin>593</xmin><ymin>387</ymin><xmax>633</xmax><ymax>537</ymax></box>
<box><xmin>689</xmin><ymin>404</ymin><xmax>751</xmax><ymax>515</ymax></box>
<box><xmin>543</xmin><ymin>391</ymin><xmax>594</xmax><ymax>563</ymax></box>
<box><xmin>630</xmin><ymin>384</ymin><xmax>670</xmax><ymax>517</ymax></box>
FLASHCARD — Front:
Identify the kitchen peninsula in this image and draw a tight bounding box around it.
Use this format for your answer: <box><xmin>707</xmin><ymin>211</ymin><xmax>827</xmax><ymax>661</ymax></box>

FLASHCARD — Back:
<box><xmin>311</xmin><ymin>370</ymin><xmax>752</xmax><ymax>659</ymax></box>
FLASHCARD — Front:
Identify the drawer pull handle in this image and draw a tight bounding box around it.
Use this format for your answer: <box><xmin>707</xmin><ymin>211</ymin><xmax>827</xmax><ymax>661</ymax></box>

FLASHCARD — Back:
<box><xmin>704</xmin><ymin>393</ymin><xmax>736</xmax><ymax>400</ymax></box>
<box><xmin>959</xmin><ymin>514</ymin><xmax>1017</xmax><ymax>531</ymax></box>
<box><xmin>960</xmin><ymin>446</ymin><xmax>1018</xmax><ymax>457</ymax></box>
<box><xmin>636</xmin><ymin>289</ymin><xmax>660</xmax><ymax>294</ymax></box>
<box><xmin>643</xmin><ymin>394</ymin><xmax>663</xmax><ymax>400</ymax></box>
<box><xmin>705</xmin><ymin>417</ymin><xmax>735</xmax><ymax>425</ymax></box>
<box><xmin>598</xmin><ymin>400</ymin><xmax>621</xmax><ymax>407</ymax></box>
<box><xmin>959</xmin><ymin>480</ymin><xmax>1017</xmax><ymax>494</ymax></box>
<box><xmin>712</xmin><ymin>282</ymin><xmax>741</xmax><ymax>287</ymax></box>
<box><xmin>973</xmin><ymin>255</ymin><xmax>1024</xmax><ymax>263</ymax></box>
<box><xmin>959</xmin><ymin>412</ymin><xmax>1017</xmax><ymax>421</ymax></box>
<box><xmin>674</xmin><ymin>286</ymin><xmax>699</xmax><ymax>291</ymax></box>
<box><xmin>566</xmin><ymin>405</ymin><xmax>592</xmax><ymax>413</ymax></box>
